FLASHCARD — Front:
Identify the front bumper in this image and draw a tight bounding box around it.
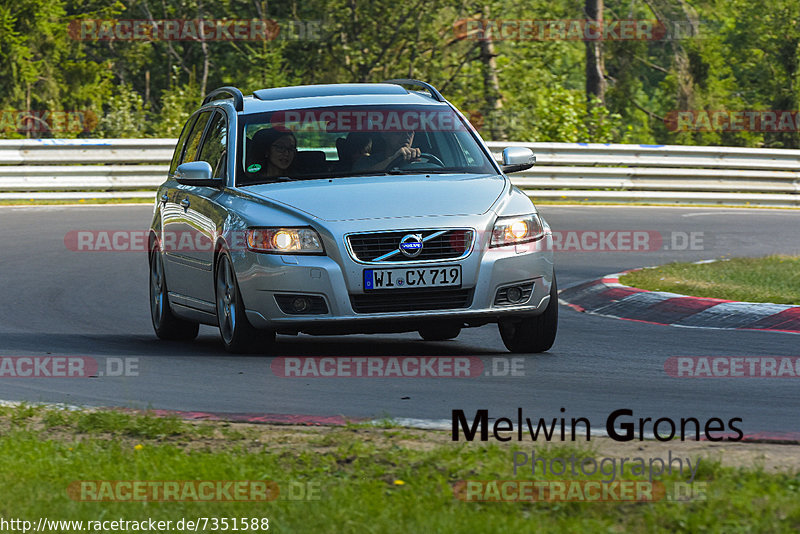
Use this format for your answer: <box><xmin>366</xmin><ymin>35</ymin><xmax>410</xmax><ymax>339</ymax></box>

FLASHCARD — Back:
<box><xmin>234</xmin><ymin>234</ymin><xmax>555</xmax><ymax>334</ymax></box>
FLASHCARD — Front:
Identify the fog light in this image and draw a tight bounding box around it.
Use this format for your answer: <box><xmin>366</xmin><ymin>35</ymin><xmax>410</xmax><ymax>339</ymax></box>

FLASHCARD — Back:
<box><xmin>291</xmin><ymin>297</ymin><xmax>310</xmax><ymax>313</ymax></box>
<box><xmin>275</xmin><ymin>294</ymin><xmax>328</xmax><ymax>315</ymax></box>
<box><xmin>506</xmin><ymin>286</ymin><xmax>523</xmax><ymax>303</ymax></box>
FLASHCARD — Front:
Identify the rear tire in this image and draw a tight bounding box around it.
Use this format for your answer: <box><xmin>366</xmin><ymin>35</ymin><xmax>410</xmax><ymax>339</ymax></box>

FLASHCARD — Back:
<box><xmin>418</xmin><ymin>323</ymin><xmax>462</xmax><ymax>341</ymax></box>
<box><xmin>149</xmin><ymin>250</ymin><xmax>199</xmax><ymax>341</ymax></box>
<box><xmin>499</xmin><ymin>275</ymin><xmax>558</xmax><ymax>353</ymax></box>
<box><xmin>215</xmin><ymin>253</ymin><xmax>274</xmax><ymax>354</ymax></box>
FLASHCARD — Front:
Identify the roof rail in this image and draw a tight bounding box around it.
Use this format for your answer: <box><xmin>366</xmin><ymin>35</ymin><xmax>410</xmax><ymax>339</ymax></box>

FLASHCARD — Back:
<box><xmin>382</xmin><ymin>79</ymin><xmax>445</xmax><ymax>102</ymax></box>
<box><xmin>202</xmin><ymin>86</ymin><xmax>244</xmax><ymax>111</ymax></box>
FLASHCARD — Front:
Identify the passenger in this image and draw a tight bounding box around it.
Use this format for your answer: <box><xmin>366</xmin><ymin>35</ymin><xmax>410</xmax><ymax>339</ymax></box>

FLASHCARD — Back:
<box><xmin>353</xmin><ymin>130</ymin><xmax>420</xmax><ymax>172</ymax></box>
<box><xmin>249</xmin><ymin>127</ymin><xmax>297</xmax><ymax>178</ymax></box>
<box><xmin>339</xmin><ymin>132</ymin><xmax>374</xmax><ymax>169</ymax></box>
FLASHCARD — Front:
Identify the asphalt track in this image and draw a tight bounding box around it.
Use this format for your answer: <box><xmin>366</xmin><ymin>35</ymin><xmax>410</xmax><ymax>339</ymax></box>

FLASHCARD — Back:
<box><xmin>0</xmin><ymin>205</ymin><xmax>798</xmax><ymax>436</ymax></box>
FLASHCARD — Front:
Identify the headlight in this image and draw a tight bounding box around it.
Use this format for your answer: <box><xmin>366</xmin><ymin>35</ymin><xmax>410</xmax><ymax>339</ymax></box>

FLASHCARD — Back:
<box><xmin>490</xmin><ymin>214</ymin><xmax>545</xmax><ymax>247</ymax></box>
<box><xmin>246</xmin><ymin>227</ymin><xmax>325</xmax><ymax>254</ymax></box>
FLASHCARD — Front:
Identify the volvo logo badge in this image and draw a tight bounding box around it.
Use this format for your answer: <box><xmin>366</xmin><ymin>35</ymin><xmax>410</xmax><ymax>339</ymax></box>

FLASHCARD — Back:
<box><xmin>399</xmin><ymin>234</ymin><xmax>423</xmax><ymax>258</ymax></box>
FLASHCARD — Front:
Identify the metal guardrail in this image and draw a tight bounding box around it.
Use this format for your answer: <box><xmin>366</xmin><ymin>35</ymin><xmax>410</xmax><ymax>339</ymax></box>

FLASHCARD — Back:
<box><xmin>488</xmin><ymin>142</ymin><xmax>800</xmax><ymax>207</ymax></box>
<box><xmin>0</xmin><ymin>139</ymin><xmax>174</xmax><ymax>165</ymax></box>
<box><xmin>1</xmin><ymin>138</ymin><xmax>799</xmax><ymax>206</ymax></box>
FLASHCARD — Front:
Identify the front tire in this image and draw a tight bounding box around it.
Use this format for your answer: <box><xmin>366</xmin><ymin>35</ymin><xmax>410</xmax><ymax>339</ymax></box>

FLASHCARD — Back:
<box><xmin>418</xmin><ymin>323</ymin><xmax>462</xmax><ymax>341</ymax></box>
<box><xmin>215</xmin><ymin>253</ymin><xmax>274</xmax><ymax>353</ymax></box>
<box><xmin>149</xmin><ymin>250</ymin><xmax>199</xmax><ymax>341</ymax></box>
<box><xmin>498</xmin><ymin>275</ymin><xmax>558</xmax><ymax>353</ymax></box>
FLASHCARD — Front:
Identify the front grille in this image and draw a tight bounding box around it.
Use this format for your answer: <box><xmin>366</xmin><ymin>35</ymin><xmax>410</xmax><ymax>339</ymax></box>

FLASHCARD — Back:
<box><xmin>347</xmin><ymin>229</ymin><xmax>474</xmax><ymax>263</ymax></box>
<box><xmin>350</xmin><ymin>288</ymin><xmax>474</xmax><ymax>313</ymax></box>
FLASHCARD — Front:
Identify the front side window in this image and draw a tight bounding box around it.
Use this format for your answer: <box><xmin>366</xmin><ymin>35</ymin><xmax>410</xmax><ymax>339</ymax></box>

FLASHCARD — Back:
<box><xmin>197</xmin><ymin>111</ymin><xmax>228</xmax><ymax>179</ymax></box>
<box><xmin>181</xmin><ymin>110</ymin><xmax>213</xmax><ymax>165</ymax></box>
<box><xmin>169</xmin><ymin>114</ymin><xmax>198</xmax><ymax>174</ymax></box>
<box><xmin>236</xmin><ymin>105</ymin><xmax>496</xmax><ymax>186</ymax></box>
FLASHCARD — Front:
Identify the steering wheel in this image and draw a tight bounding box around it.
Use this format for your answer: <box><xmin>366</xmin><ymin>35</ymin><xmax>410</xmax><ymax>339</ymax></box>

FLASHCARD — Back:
<box><xmin>400</xmin><ymin>152</ymin><xmax>445</xmax><ymax>168</ymax></box>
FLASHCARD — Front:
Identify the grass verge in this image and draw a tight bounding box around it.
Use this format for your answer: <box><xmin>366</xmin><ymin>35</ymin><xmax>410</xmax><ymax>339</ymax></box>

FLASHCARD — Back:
<box><xmin>620</xmin><ymin>255</ymin><xmax>800</xmax><ymax>304</ymax></box>
<box><xmin>0</xmin><ymin>404</ymin><xmax>799</xmax><ymax>532</ymax></box>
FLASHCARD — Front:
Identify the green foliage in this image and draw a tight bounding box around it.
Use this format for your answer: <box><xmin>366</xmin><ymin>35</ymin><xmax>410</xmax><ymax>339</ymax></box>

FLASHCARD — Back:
<box><xmin>0</xmin><ymin>0</ymin><xmax>115</xmax><ymax>138</ymax></box>
<box><xmin>1</xmin><ymin>0</ymin><xmax>799</xmax><ymax>145</ymax></box>
<box><xmin>150</xmin><ymin>67</ymin><xmax>201</xmax><ymax>137</ymax></box>
<box><xmin>96</xmin><ymin>83</ymin><xmax>145</xmax><ymax>137</ymax></box>
<box><xmin>72</xmin><ymin>410</ymin><xmax>188</xmax><ymax>438</ymax></box>
<box><xmin>151</xmin><ymin>83</ymin><xmax>197</xmax><ymax>137</ymax></box>
<box><xmin>1</xmin><ymin>405</ymin><xmax>800</xmax><ymax>532</ymax></box>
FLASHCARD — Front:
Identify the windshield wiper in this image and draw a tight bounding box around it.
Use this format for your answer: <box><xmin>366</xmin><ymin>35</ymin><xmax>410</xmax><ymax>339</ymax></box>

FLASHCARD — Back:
<box><xmin>240</xmin><ymin>176</ymin><xmax>294</xmax><ymax>186</ymax></box>
<box><xmin>296</xmin><ymin>171</ymin><xmax>392</xmax><ymax>180</ymax></box>
<box><xmin>240</xmin><ymin>169</ymin><xmax>460</xmax><ymax>184</ymax></box>
<box><xmin>386</xmin><ymin>169</ymin><xmax>452</xmax><ymax>175</ymax></box>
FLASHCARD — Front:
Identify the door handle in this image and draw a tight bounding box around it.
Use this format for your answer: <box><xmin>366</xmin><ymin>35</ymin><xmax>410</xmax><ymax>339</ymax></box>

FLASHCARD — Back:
<box><xmin>180</xmin><ymin>198</ymin><xmax>191</xmax><ymax>209</ymax></box>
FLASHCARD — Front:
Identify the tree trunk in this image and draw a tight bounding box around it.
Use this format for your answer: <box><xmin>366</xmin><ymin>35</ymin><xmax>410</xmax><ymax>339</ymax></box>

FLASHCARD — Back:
<box><xmin>478</xmin><ymin>14</ymin><xmax>506</xmax><ymax>141</ymax></box>
<box><xmin>584</xmin><ymin>0</ymin><xmax>606</xmax><ymax>105</ymax></box>
<box><xmin>643</xmin><ymin>0</ymin><xmax>698</xmax><ymax>115</ymax></box>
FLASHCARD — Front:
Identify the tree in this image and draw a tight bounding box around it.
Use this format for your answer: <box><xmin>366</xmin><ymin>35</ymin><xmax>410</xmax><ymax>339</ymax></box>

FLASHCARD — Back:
<box><xmin>584</xmin><ymin>0</ymin><xmax>606</xmax><ymax>106</ymax></box>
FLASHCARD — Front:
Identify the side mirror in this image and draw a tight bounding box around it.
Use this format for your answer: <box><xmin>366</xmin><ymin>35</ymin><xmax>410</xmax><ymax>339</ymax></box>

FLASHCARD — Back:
<box><xmin>175</xmin><ymin>161</ymin><xmax>221</xmax><ymax>186</ymax></box>
<box><xmin>500</xmin><ymin>147</ymin><xmax>535</xmax><ymax>174</ymax></box>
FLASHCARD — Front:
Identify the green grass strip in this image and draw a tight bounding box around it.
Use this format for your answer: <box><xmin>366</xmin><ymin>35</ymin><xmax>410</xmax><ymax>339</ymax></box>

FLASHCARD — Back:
<box><xmin>0</xmin><ymin>405</ymin><xmax>798</xmax><ymax>532</ymax></box>
<box><xmin>620</xmin><ymin>255</ymin><xmax>800</xmax><ymax>304</ymax></box>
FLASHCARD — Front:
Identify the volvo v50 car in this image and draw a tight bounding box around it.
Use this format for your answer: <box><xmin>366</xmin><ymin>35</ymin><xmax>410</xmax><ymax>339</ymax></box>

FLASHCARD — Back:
<box><xmin>148</xmin><ymin>80</ymin><xmax>557</xmax><ymax>353</ymax></box>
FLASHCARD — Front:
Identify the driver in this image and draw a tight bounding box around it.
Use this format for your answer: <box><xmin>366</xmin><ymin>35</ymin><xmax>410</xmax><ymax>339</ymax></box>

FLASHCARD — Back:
<box><xmin>352</xmin><ymin>130</ymin><xmax>420</xmax><ymax>172</ymax></box>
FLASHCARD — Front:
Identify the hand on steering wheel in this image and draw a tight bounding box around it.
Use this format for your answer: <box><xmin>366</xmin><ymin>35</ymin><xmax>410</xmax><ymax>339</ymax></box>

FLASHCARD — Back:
<box><xmin>399</xmin><ymin>152</ymin><xmax>445</xmax><ymax>168</ymax></box>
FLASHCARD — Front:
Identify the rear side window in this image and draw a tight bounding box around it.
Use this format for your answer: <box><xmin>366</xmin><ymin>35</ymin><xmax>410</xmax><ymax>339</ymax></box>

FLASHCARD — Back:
<box><xmin>197</xmin><ymin>111</ymin><xmax>228</xmax><ymax>179</ymax></box>
<box><xmin>168</xmin><ymin>114</ymin><xmax>198</xmax><ymax>174</ymax></box>
<box><xmin>181</xmin><ymin>110</ymin><xmax>213</xmax><ymax>165</ymax></box>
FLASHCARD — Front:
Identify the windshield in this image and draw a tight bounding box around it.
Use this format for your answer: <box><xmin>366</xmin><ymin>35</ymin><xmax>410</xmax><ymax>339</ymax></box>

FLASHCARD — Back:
<box><xmin>236</xmin><ymin>105</ymin><xmax>497</xmax><ymax>186</ymax></box>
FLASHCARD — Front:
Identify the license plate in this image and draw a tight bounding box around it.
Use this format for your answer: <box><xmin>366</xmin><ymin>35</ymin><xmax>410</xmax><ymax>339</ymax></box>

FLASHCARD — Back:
<box><xmin>364</xmin><ymin>265</ymin><xmax>461</xmax><ymax>290</ymax></box>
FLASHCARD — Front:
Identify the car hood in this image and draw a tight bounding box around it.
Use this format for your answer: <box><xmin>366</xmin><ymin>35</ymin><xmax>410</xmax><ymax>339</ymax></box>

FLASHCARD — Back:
<box><xmin>243</xmin><ymin>173</ymin><xmax>506</xmax><ymax>221</ymax></box>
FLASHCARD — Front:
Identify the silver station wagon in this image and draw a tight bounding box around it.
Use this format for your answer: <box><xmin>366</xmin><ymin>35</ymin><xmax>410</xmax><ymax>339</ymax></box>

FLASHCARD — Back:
<box><xmin>148</xmin><ymin>80</ymin><xmax>557</xmax><ymax>353</ymax></box>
